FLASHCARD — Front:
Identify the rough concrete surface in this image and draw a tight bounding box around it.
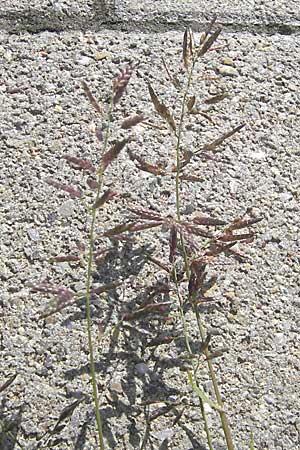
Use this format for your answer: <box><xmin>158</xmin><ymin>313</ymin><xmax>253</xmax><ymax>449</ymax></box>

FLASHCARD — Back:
<box><xmin>0</xmin><ymin>1</ymin><xmax>299</xmax><ymax>450</ymax></box>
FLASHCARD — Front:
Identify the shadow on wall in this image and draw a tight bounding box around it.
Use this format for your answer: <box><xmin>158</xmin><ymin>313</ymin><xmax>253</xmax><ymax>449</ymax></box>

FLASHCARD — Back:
<box><xmin>1</xmin><ymin>2</ymin><xmax>298</xmax><ymax>35</ymax></box>
<box><xmin>0</xmin><ymin>387</ymin><xmax>23</xmax><ymax>450</ymax></box>
<box><xmin>0</xmin><ymin>1</ymin><xmax>118</xmax><ymax>33</ymax></box>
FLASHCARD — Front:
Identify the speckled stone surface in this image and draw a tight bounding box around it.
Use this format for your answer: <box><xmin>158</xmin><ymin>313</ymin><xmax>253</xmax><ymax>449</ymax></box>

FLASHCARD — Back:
<box><xmin>0</xmin><ymin>2</ymin><xmax>299</xmax><ymax>449</ymax></box>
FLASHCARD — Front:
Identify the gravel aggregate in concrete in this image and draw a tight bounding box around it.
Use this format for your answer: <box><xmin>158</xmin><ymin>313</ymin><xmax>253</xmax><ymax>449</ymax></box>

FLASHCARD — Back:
<box><xmin>0</xmin><ymin>5</ymin><xmax>300</xmax><ymax>450</ymax></box>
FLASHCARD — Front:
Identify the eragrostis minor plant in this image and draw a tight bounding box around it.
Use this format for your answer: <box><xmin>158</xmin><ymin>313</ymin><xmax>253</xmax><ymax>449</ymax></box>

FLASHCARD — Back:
<box><xmin>28</xmin><ymin>18</ymin><xmax>261</xmax><ymax>450</ymax></box>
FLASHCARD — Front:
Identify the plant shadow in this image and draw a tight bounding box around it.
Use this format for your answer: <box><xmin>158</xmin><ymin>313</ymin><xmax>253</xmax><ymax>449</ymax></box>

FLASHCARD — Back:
<box><xmin>0</xmin><ymin>398</ymin><xmax>23</xmax><ymax>450</ymax></box>
<box><xmin>61</xmin><ymin>239</ymin><xmax>199</xmax><ymax>447</ymax></box>
<box><xmin>62</xmin><ymin>239</ymin><xmax>155</xmax><ymax>324</ymax></box>
<box><xmin>1</xmin><ymin>1</ymin><xmax>118</xmax><ymax>33</ymax></box>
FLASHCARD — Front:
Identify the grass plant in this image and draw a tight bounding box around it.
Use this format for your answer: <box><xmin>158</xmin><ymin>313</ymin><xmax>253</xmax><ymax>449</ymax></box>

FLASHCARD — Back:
<box><xmin>27</xmin><ymin>18</ymin><xmax>261</xmax><ymax>450</ymax></box>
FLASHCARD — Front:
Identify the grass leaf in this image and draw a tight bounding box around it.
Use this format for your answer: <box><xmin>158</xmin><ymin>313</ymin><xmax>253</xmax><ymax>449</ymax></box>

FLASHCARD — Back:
<box><xmin>187</xmin><ymin>372</ymin><xmax>223</xmax><ymax>411</ymax></box>
<box><xmin>218</xmin><ymin>232</ymin><xmax>254</xmax><ymax>242</ymax></box>
<box><xmin>169</xmin><ymin>225</ymin><xmax>177</xmax><ymax>263</ymax></box>
<box><xmin>93</xmin><ymin>189</ymin><xmax>117</xmax><ymax>210</ymax></box>
<box><xmin>128</xmin><ymin>150</ymin><xmax>167</xmax><ymax>176</ymax></box>
<box><xmin>205</xmin><ymin>241</ymin><xmax>237</xmax><ymax>257</ymax></box>
<box><xmin>122</xmin><ymin>302</ymin><xmax>170</xmax><ymax>321</ymax></box>
<box><xmin>49</xmin><ymin>255</ymin><xmax>81</xmax><ymax>263</ymax></box>
<box><xmin>121</xmin><ymin>114</ymin><xmax>146</xmax><ymax>129</ymax></box>
<box><xmin>198</xmin><ymin>27</ymin><xmax>222</xmax><ymax>57</ymax></box>
<box><xmin>103</xmin><ymin>222</ymin><xmax>134</xmax><ymax>237</ymax></box>
<box><xmin>128</xmin><ymin>207</ymin><xmax>164</xmax><ymax>222</ymax></box>
<box><xmin>162</xmin><ymin>57</ymin><xmax>181</xmax><ymax>88</ymax></box>
<box><xmin>227</xmin><ymin>217</ymin><xmax>263</xmax><ymax>231</ymax></box>
<box><xmin>92</xmin><ymin>282</ymin><xmax>121</xmax><ymax>294</ymax></box>
<box><xmin>193</xmin><ymin>215</ymin><xmax>227</xmax><ymax>226</ymax></box>
<box><xmin>204</xmin><ymin>93</ymin><xmax>230</xmax><ymax>104</ymax></box>
<box><xmin>186</xmin><ymin>95</ymin><xmax>196</xmax><ymax>112</ymax></box>
<box><xmin>146</xmin><ymin>255</ymin><xmax>171</xmax><ymax>273</ymax></box>
<box><xmin>200</xmin><ymin>123</ymin><xmax>246</xmax><ymax>153</ymax></box>
<box><xmin>31</xmin><ymin>285</ymin><xmax>76</xmax><ymax>319</ymax></box>
<box><xmin>148</xmin><ymin>83</ymin><xmax>176</xmax><ymax>132</ymax></box>
<box><xmin>63</xmin><ymin>155</ymin><xmax>96</xmax><ymax>173</ymax></box>
<box><xmin>46</xmin><ymin>178</ymin><xmax>82</xmax><ymax>199</ymax></box>
<box><xmin>180</xmin><ymin>222</ymin><xmax>214</xmax><ymax>238</ymax></box>
<box><xmin>101</xmin><ymin>139</ymin><xmax>129</xmax><ymax>171</ymax></box>
<box><xmin>51</xmin><ymin>398</ymin><xmax>84</xmax><ymax>435</ymax></box>
<box><xmin>81</xmin><ymin>80</ymin><xmax>102</xmax><ymax>115</ymax></box>
<box><xmin>0</xmin><ymin>373</ymin><xmax>18</xmax><ymax>393</ymax></box>
<box><xmin>128</xmin><ymin>221</ymin><xmax>163</xmax><ymax>232</ymax></box>
<box><xmin>112</xmin><ymin>63</ymin><xmax>137</xmax><ymax>105</ymax></box>
<box><xmin>206</xmin><ymin>347</ymin><xmax>229</xmax><ymax>360</ymax></box>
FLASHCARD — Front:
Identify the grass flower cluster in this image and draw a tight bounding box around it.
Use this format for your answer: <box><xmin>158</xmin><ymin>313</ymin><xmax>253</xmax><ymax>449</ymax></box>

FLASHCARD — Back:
<box><xmin>4</xmin><ymin>18</ymin><xmax>262</xmax><ymax>450</ymax></box>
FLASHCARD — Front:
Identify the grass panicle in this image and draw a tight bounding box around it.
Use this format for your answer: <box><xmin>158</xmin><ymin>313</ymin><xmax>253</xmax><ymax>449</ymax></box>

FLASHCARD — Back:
<box><xmin>112</xmin><ymin>63</ymin><xmax>137</xmax><ymax>105</ymax></box>
<box><xmin>27</xmin><ymin>19</ymin><xmax>263</xmax><ymax>450</ymax></box>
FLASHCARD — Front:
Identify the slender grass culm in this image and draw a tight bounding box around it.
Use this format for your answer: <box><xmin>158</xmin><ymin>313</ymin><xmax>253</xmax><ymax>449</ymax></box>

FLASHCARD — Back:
<box><xmin>28</xmin><ymin>18</ymin><xmax>261</xmax><ymax>450</ymax></box>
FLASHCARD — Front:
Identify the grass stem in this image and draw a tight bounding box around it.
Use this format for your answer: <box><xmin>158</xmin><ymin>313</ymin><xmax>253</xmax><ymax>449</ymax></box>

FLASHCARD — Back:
<box><xmin>85</xmin><ymin>100</ymin><xmax>114</xmax><ymax>449</ymax></box>
<box><xmin>85</xmin><ymin>199</ymin><xmax>105</xmax><ymax>450</ymax></box>
<box><xmin>174</xmin><ymin>55</ymin><xmax>235</xmax><ymax>450</ymax></box>
<box><xmin>194</xmin><ymin>307</ymin><xmax>235</xmax><ymax>450</ymax></box>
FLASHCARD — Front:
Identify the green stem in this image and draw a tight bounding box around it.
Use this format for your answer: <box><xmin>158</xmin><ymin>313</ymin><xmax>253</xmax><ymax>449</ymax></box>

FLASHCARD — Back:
<box><xmin>174</xmin><ymin>58</ymin><xmax>235</xmax><ymax>450</ymax></box>
<box><xmin>199</xmin><ymin>398</ymin><xmax>214</xmax><ymax>450</ymax></box>
<box><xmin>174</xmin><ymin>271</ymin><xmax>213</xmax><ymax>449</ymax></box>
<box><xmin>85</xmin><ymin>198</ymin><xmax>105</xmax><ymax>450</ymax></box>
<box><xmin>85</xmin><ymin>100</ymin><xmax>114</xmax><ymax>449</ymax></box>
<box><xmin>173</xmin><ymin>60</ymin><xmax>216</xmax><ymax>448</ymax></box>
<box><xmin>175</xmin><ymin>61</ymin><xmax>195</xmax><ymax>222</ymax></box>
<box><xmin>194</xmin><ymin>307</ymin><xmax>235</xmax><ymax>450</ymax></box>
<box><xmin>173</xmin><ymin>271</ymin><xmax>192</xmax><ymax>355</ymax></box>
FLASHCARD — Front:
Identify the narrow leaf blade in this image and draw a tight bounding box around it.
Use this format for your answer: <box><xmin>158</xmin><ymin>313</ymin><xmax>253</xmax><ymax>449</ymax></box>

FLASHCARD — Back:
<box><xmin>49</xmin><ymin>255</ymin><xmax>80</xmax><ymax>263</ymax></box>
<box><xmin>183</xmin><ymin>28</ymin><xmax>189</xmax><ymax>69</ymax></box>
<box><xmin>121</xmin><ymin>114</ymin><xmax>146</xmax><ymax>129</ymax></box>
<box><xmin>93</xmin><ymin>189</ymin><xmax>117</xmax><ymax>210</ymax></box>
<box><xmin>228</xmin><ymin>217</ymin><xmax>263</xmax><ymax>231</ymax></box>
<box><xmin>103</xmin><ymin>222</ymin><xmax>134</xmax><ymax>237</ymax></box>
<box><xmin>198</xmin><ymin>27</ymin><xmax>222</xmax><ymax>57</ymax></box>
<box><xmin>46</xmin><ymin>178</ymin><xmax>82</xmax><ymax>199</ymax></box>
<box><xmin>148</xmin><ymin>83</ymin><xmax>176</xmax><ymax>132</ymax></box>
<box><xmin>169</xmin><ymin>225</ymin><xmax>177</xmax><ymax>263</ymax></box>
<box><xmin>63</xmin><ymin>155</ymin><xmax>96</xmax><ymax>173</ymax></box>
<box><xmin>82</xmin><ymin>80</ymin><xmax>102</xmax><ymax>115</ymax></box>
<box><xmin>186</xmin><ymin>95</ymin><xmax>196</xmax><ymax>112</ymax></box>
<box><xmin>218</xmin><ymin>232</ymin><xmax>254</xmax><ymax>242</ymax></box>
<box><xmin>52</xmin><ymin>399</ymin><xmax>84</xmax><ymax>434</ymax></box>
<box><xmin>0</xmin><ymin>373</ymin><xmax>18</xmax><ymax>393</ymax></box>
<box><xmin>201</xmin><ymin>123</ymin><xmax>246</xmax><ymax>153</ymax></box>
<box><xmin>127</xmin><ymin>207</ymin><xmax>163</xmax><ymax>222</ymax></box>
<box><xmin>128</xmin><ymin>150</ymin><xmax>166</xmax><ymax>176</ymax></box>
<box><xmin>204</xmin><ymin>93</ymin><xmax>230</xmax><ymax>105</ymax></box>
<box><xmin>187</xmin><ymin>372</ymin><xmax>223</xmax><ymax>411</ymax></box>
<box><xmin>193</xmin><ymin>215</ymin><xmax>227</xmax><ymax>226</ymax></box>
<box><xmin>101</xmin><ymin>139</ymin><xmax>129</xmax><ymax>170</ymax></box>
